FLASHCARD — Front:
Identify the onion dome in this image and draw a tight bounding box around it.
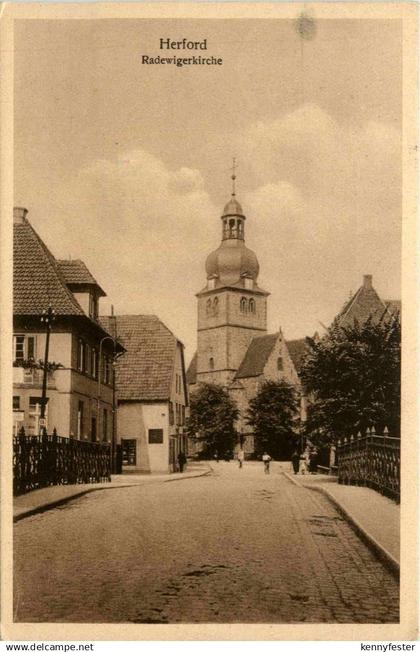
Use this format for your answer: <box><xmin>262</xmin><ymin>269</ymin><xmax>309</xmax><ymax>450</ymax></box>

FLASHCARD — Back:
<box><xmin>205</xmin><ymin>195</ymin><xmax>259</xmax><ymax>286</ymax></box>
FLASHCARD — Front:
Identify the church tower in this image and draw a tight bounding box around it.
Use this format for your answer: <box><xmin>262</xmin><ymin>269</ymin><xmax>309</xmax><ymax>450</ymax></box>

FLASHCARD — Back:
<box><xmin>196</xmin><ymin>167</ymin><xmax>269</xmax><ymax>386</ymax></box>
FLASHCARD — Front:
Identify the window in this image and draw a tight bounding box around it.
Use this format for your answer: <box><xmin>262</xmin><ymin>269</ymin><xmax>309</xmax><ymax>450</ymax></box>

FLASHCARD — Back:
<box><xmin>181</xmin><ymin>405</ymin><xmax>185</xmax><ymax>426</ymax></box>
<box><xmin>91</xmin><ymin>416</ymin><xmax>97</xmax><ymax>443</ymax></box>
<box><xmin>206</xmin><ymin>298</ymin><xmax>212</xmax><ymax>315</ymax></box>
<box><xmin>13</xmin><ymin>335</ymin><xmax>36</xmax><ymax>362</ymax></box>
<box><xmin>29</xmin><ymin>397</ymin><xmax>48</xmax><ymax>436</ymax></box>
<box><xmin>240</xmin><ymin>297</ymin><xmax>248</xmax><ymax>313</ymax></box>
<box><xmin>209</xmin><ymin>357</ymin><xmax>214</xmax><ymax>370</ymax></box>
<box><xmin>77</xmin><ymin>339</ymin><xmax>85</xmax><ymax>372</ymax></box>
<box><xmin>213</xmin><ymin>297</ymin><xmax>219</xmax><ymax>316</ymax></box>
<box><xmin>277</xmin><ymin>356</ymin><xmax>283</xmax><ymax>371</ymax></box>
<box><xmin>249</xmin><ymin>299</ymin><xmax>256</xmax><ymax>314</ymax></box>
<box><xmin>13</xmin><ymin>396</ymin><xmax>20</xmax><ymax>410</ymax></box>
<box><xmin>89</xmin><ymin>294</ymin><xmax>99</xmax><ymax>319</ymax></box>
<box><xmin>77</xmin><ymin>400</ymin><xmax>84</xmax><ymax>438</ymax></box>
<box><xmin>122</xmin><ymin>439</ymin><xmax>137</xmax><ymax>465</ymax></box>
<box><xmin>14</xmin><ymin>336</ymin><xmax>25</xmax><ymax>361</ymax></box>
<box><xmin>103</xmin><ymin>409</ymin><xmax>108</xmax><ymax>441</ymax></box>
<box><xmin>169</xmin><ymin>402</ymin><xmax>174</xmax><ymax>425</ymax></box>
<box><xmin>148</xmin><ymin>428</ymin><xmax>164</xmax><ymax>444</ymax></box>
<box><xmin>92</xmin><ymin>348</ymin><xmax>98</xmax><ymax>379</ymax></box>
<box><xmin>176</xmin><ymin>403</ymin><xmax>180</xmax><ymax>425</ymax></box>
<box><xmin>85</xmin><ymin>344</ymin><xmax>90</xmax><ymax>374</ymax></box>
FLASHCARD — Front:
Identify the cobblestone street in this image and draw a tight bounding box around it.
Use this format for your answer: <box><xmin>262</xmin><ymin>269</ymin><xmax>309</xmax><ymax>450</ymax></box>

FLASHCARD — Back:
<box><xmin>14</xmin><ymin>463</ymin><xmax>399</xmax><ymax>623</ymax></box>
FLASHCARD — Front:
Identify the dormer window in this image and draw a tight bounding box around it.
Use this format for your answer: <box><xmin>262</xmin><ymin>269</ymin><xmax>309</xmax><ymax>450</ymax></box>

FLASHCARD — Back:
<box><xmin>277</xmin><ymin>356</ymin><xmax>283</xmax><ymax>371</ymax></box>
<box><xmin>209</xmin><ymin>357</ymin><xmax>214</xmax><ymax>370</ymax></box>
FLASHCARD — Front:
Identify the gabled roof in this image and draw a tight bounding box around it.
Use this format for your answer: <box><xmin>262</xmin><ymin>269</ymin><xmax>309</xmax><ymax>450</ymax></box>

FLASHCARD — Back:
<box><xmin>186</xmin><ymin>351</ymin><xmax>197</xmax><ymax>385</ymax></box>
<box><xmin>334</xmin><ymin>276</ymin><xmax>389</xmax><ymax>328</ymax></box>
<box><xmin>100</xmin><ymin>315</ymin><xmax>180</xmax><ymax>402</ymax></box>
<box><xmin>14</xmin><ymin>218</ymin><xmax>86</xmax><ymax>317</ymax></box>
<box><xmin>285</xmin><ymin>338</ymin><xmax>307</xmax><ymax>373</ymax></box>
<box><xmin>235</xmin><ymin>333</ymin><xmax>278</xmax><ymax>379</ymax></box>
<box><xmin>57</xmin><ymin>260</ymin><xmax>106</xmax><ymax>296</ymax></box>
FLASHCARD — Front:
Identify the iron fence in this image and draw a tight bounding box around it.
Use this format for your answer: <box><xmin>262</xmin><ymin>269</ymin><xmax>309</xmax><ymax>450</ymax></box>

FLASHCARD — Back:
<box><xmin>13</xmin><ymin>427</ymin><xmax>111</xmax><ymax>495</ymax></box>
<box><xmin>337</xmin><ymin>428</ymin><xmax>400</xmax><ymax>502</ymax></box>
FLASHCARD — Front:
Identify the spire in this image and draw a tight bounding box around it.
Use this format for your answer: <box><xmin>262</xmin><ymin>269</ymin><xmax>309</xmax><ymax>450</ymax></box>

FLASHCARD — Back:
<box><xmin>231</xmin><ymin>157</ymin><xmax>237</xmax><ymax>197</ymax></box>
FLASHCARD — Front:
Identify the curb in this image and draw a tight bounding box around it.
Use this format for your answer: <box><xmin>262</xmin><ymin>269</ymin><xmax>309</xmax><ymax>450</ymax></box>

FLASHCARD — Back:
<box><xmin>13</xmin><ymin>468</ymin><xmax>210</xmax><ymax>523</ymax></box>
<box><xmin>283</xmin><ymin>471</ymin><xmax>400</xmax><ymax>579</ymax></box>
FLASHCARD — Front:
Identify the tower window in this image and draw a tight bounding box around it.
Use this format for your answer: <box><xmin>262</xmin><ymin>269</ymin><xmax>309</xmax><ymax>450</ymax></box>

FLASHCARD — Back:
<box><xmin>209</xmin><ymin>357</ymin><xmax>214</xmax><ymax>370</ymax></box>
<box><xmin>240</xmin><ymin>297</ymin><xmax>248</xmax><ymax>313</ymax></box>
<box><xmin>213</xmin><ymin>297</ymin><xmax>219</xmax><ymax>315</ymax></box>
<box><xmin>249</xmin><ymin>298</ymin><xmax>256</xmax><ymax>313</ymax></box>
<box><xmin>206</xmin><ymin>298</ymin><xmax>212</xmax><ymax>315</ymax></box>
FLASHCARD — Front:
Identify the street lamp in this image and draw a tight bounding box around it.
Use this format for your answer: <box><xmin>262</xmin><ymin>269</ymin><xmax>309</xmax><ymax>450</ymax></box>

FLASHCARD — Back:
<box><xmin>39</xmin><ymin>305</ymin><xmax>56</xmax><ymax>429</ymax></box>
<box><xmin>97</xmin><ymin>334</ymin><xmax>123</xmax><ymax>473</ymax></box>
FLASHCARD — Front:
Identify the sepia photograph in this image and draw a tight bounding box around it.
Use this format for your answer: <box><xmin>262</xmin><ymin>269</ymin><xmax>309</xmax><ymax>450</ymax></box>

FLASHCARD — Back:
<box><xmin>1</xmin><ymin>1</ymin><xmax>418</xmax><ymax>642</ymax></box>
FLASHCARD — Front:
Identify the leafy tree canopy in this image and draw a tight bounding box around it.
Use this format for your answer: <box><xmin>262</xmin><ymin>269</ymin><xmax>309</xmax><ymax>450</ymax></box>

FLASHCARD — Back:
<box><xmin>301</xmin><ymin>315</ymin><xmax>400</xmax><ymax>443</ymax></box>
<box><xmin>246</xmin><ymin>379</ymin><xmax>300</xmax><ymax>459</ymax></box>
<box><xmin>187</xmin><ymin>382</ymin><xmax>238</xmax><ymax>456</ymax></box>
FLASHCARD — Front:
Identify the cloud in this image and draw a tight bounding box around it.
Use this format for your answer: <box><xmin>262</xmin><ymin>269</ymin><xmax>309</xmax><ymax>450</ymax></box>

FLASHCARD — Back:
<box><xmin>28</xmin><ymin>149</ymin><xmax>220</xmax><ymax>353</ymax></box>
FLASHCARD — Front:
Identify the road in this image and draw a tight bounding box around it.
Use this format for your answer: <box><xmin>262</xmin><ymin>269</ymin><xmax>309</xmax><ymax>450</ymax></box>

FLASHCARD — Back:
<box><xmin>14</xmin><ymin>462</ymin><xmax>399</xmax><ymax>623</ymax></box>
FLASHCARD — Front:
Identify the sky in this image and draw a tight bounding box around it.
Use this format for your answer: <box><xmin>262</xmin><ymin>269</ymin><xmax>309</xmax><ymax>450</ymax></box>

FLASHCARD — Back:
<box><xmin>14</xmin><ymin>17</ymin><xmax>402</xmax><ymax>364</ymax></box>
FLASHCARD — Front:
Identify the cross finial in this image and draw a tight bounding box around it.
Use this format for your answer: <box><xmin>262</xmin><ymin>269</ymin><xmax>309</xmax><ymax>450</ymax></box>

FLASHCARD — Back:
<box><xmin>231</xmin><ymin>157</ymin><xmax>237</xmax><ymax>197</ymax></box>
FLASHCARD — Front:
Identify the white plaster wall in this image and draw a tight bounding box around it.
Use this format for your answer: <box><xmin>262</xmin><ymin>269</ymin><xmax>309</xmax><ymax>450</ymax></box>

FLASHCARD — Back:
<box><xmin>117</xmin><ymin>402</ymin><xmax>169</xmax><ymax>473</ymax></box>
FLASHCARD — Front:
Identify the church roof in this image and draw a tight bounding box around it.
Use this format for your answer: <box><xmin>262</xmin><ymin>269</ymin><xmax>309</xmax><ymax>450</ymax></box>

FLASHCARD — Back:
<box><xmin>235</xmin><ymin>333</ymin><xmax>278</xmax><ymax>379</ymax></box>
<box><xmin>57</xmin><ymin>259</ymin><xmax>106</xmax><ymax>296</ymax></box>
<box><xmin>100</xmin><ymin>314</ymin><xmax>180</xmax><ymax>402</ymax></box>
<box><xmin>285</xmin><ymin>338</ymin><xmax>308</xmax><ymax>373</ymax></box>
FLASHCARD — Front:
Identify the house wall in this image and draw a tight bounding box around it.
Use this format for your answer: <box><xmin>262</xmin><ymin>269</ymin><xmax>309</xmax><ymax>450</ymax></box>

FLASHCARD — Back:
<box><xmin>117</xmin><ymin>402</ymin><xmax>170</xmax><ymax>473</ymax></box>
<box><xmin>13</xmin><ymin>329</ymin><xmax>113</xmax><ymax>439</ymax></box>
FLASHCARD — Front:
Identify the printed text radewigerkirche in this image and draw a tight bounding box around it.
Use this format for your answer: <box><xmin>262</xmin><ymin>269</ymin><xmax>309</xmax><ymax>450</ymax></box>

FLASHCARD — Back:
<box><xmin>141</xmin><ymin>38</ymin><xmax>223</xmax><ymax>67</ymax></box>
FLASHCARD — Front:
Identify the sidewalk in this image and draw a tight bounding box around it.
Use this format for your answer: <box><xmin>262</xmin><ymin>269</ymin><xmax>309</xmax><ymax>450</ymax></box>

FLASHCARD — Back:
<box><xmin>14</xmin><ymin>462</ymin><xmax>211</xmax><ymax>522</ymax></box>
<box><xmin>284</xmin><ymin>470</ymin><xmax>400</xmax><ymax>575</ymax></box>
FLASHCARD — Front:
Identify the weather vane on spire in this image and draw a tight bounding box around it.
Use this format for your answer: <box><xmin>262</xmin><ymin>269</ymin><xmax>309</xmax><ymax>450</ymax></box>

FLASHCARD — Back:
<box><xmin>231</xmin><ymin>157</ymin><xmax>237</xmax><ymax>197</ymax></box>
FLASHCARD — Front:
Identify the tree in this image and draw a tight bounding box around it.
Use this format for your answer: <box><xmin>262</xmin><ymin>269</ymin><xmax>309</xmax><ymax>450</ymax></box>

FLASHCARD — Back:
<box><xmin>301</xmin><ymin>314</ymin><xmax>400</xmax><ymax>444</ymax></box>
<box><xmin>187</xmin><ymin>383</ymin><xmax>239</xmax><ymax>457</ymax></box>
<box><xmin>246</xmin><ymin>379</ymin><xmax>300</xmax><ymax>459</ymax></box>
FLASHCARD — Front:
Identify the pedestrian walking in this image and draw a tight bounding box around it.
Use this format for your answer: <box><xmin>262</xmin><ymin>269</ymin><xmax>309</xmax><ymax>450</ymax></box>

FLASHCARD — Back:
<box><xmin>291</xmin><ymin>449</ymin><xmax>300</xmax><ymax>475</ymax></box>
<box><xmin>309</xmin><ymin>447</ymin><xmax>318</xmax><ymax>474</ymax></box>
<box><xmin>177</xmin><ymin>450</ymin><xmax>187</xmax><ymax>473</ymax></box>
<box><xmin>262</xmin><ymin>452</ymin><xmax>272</xmax><ymax>474</ymax></box>
<box><xmin>237</xmin><ymin>449</ymin><xmax>245</xmax><ymax>469</ymax></box>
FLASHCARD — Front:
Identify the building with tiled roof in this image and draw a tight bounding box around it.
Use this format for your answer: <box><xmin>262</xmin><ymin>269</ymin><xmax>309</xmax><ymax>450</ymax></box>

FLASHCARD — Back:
<box><xmin>13</xmin><ymin>207</ymin><xmax>123</xmax><ymax>442</ymax></box>
<box><xmin>100</xmin><ymin>315</ymin><xmax>189</xmax><ymax>473</ymax></box>
<box><xmin>334</xmin><ymin>274</ymin><xmax>400</xmax><ymax>329</ymax></box>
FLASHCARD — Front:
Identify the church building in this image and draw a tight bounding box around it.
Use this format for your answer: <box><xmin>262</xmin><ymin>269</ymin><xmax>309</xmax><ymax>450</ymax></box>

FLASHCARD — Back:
<box><xmin>187</xmin><ymin>177</ymin><xmax>306</xmax><ymax>456</ymax></box>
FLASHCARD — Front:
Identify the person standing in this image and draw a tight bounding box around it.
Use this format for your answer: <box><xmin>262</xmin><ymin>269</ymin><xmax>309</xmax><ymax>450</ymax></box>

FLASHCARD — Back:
<box><xmin>177</xmin><ymin>450</ymin><xmax>187</xmax><ymax>473</ymax></box>
<box><xmin>262</xmin><ymin>452</ymin><xmax>272</xmax><ymax>474</ymax></box>
<box><xmin>237</xmin><ymin>449</ymin><xmax>245</xmax><ymax>469</ymax></box>
<box><xmin>291</xmin><ymin>449</ymin><xmax>300</xmax><ymax>475</ymax></box>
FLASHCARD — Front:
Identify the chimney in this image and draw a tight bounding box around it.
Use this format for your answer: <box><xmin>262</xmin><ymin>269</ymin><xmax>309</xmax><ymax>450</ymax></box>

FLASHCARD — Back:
<box><xmin>363</xmin><ymin>274</ymin><xmax>373</xmax><ymax>289</ymax></box>
<box><xmin>13</xmin><ymin>207</ymin><xmax>28</xmax><ymax>224</ymax></box>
